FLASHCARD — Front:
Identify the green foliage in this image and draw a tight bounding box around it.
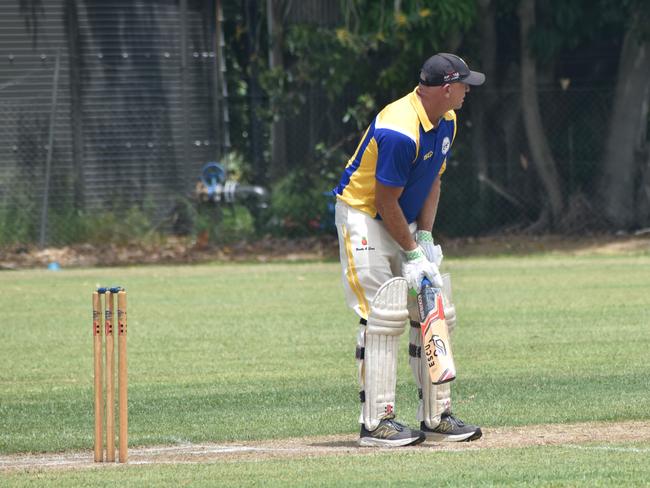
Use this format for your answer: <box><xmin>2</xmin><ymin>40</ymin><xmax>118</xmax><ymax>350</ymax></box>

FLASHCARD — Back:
<box><xmin>268</xmin><ymin>171</ymin><xmax>331</xmax><ymax>237</ymax></box>
<box><xmin>0</xmin><ymin>187</ymin><xmax>36</xmax><ymax>246</ymax></box>
<box><xmin>258</xmin><ymin>24</ymin><xmax>358</xmax><ymax>125</ymax></box>
<box><xmin>220</xmin><ymin>205</ymin><xmax>255</xmax><ymax>242</ymax></box>
<box><xmin>219</xmin><ymin>151</ymin><xmax>251</xmax><ymax>183</ymax></box>
<box><xmin>47</xmin><ymin>207</ymin><xmax>95</xmax><ymax>245</ymax></box>
<box><xmin>195</xmin><ymin>204</ymin><xmax>255</xmax><ymax>244</ymax></box>
<box><xmin>220</xmin><ymin>0</ymin><xmax>645</xmax><ymax>235</ymax></box>
<box><xmin>255</xmin><ymin>0</ymin><xmax>481</xmax><ymax>223</ymax></box>
<box><xmin>66</xmin><ymin>207</ymin><xmax>160</xmax><ymax>246</ymax></box>
<box><xmin>270</xmin><ymin>0</ymin><xmax>477</xmax><ymax>105</ymax></box>
<box><xmin>342</xmin><ymin>93</ymin><xmax>377</xmax><ymax>130</ymax></box>
<box><xmin>0</xmin><ymin>204</ymin><xmax>165</xmax><ymax>247</ymax></box>
<box><xmin>192</xmin><ymin>204</ymin><xmax>214</xmax><ymax>239</ymax></box>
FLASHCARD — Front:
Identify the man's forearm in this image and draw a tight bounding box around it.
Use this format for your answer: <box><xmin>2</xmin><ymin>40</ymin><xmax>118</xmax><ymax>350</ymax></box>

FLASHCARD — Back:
<box><xmin>376</xmin><ymin>198</ymin><xmax>417</xmax><ymax>251</ymax></box>
<box><xmin>416</xmin><ymin>177</ymin><xmax>441</xmax><ymax>232</ymax></box>
<box><xmin>375</xmin><ymin>181</ymin><xmax>416</xmax><ymax>251</ymax></box>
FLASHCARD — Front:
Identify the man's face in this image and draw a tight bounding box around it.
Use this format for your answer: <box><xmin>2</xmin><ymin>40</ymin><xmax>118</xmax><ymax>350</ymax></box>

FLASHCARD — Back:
<box><xmin>448</xmin><ymin>82</ymin><xmax>470</xmax><ymax>110</ymax></box>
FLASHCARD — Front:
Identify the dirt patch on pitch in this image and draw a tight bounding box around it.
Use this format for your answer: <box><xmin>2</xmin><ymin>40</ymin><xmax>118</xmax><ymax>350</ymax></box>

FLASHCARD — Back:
<box><xmin>2</xmin><ymin>420</ymin><xmax>649</xmax><ymax>472</ymax></box>
<box><xmin>2</xmin><ymin>234</ymin><xmax>649</xmax><ymax>271</ymax></box>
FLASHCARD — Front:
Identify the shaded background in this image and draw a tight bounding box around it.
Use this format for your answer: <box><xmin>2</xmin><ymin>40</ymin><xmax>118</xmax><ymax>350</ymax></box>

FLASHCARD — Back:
<box><xmin>1</xmin><ymin>0</ymin><xmax>649</xmax><ymax>247</ymax></box>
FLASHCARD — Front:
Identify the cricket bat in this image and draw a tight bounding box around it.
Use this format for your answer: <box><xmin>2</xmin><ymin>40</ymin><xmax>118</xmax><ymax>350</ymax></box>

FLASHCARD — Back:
<box><xmin>416</xmin><ymin>278</ymin><xmax>456</xmax><ymax>385</ymax></box>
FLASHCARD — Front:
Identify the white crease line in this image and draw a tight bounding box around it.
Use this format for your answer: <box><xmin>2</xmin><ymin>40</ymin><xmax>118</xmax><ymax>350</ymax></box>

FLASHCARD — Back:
<box><xmin>4</xmin><ymin>439</ymin><xmax>650</xmax><ymax>470</ymax></box>
<box><xmin>561</xmin><ymin>444</ymin><xmax>650</xmax><ymax>453</ymax></box>
<box><xmin>129</xmin><ymin>460</ymin><xmax>187</xmax><ymax>465</ymax></box>
<box><xmin>136</xmin><ymin>446</ymin><xmax>283</xmax><ymax>455</ymax></box>
<box><xmin>0</xmin><ymin>445</ymin><xmax>330</xmax><ymax>469</ymax></box>
<box><xmin>0</xmin><ymin>455</ymin><xmax>89</xmax><ymax>467</ymax></box>
<box><xmin>132</xmin><ymin>445</ymin><xmax>308</xmax><ymax>455</ymax></box>
<box><xmin>0</xmin><ymin>459</ymin><xmax>91</xmax><ymax>468</ymax></box>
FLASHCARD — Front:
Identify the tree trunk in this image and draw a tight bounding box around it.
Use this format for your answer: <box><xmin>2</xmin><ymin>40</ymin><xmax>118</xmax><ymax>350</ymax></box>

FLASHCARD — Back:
<box><xmin>518</xmin><ymin>0</ymin><xmax>564</xmax><ymax>226</ymax></box>
<box><xmin>64</xmin><ymin>0</ymin><xmax>84</xmax><ymax>210</ymax></box>
<box><xmin>598</xmin><ymin>11</ymin><xmax>650</xmax><ymax>229</ymax></box>
<box><xmin>283</xmin><ymin>0</ymin><xmax>341</xmax><ymax>171</ymax></box>
<box><xmin>471</xmin><ymin>0</ymin><xmax>497</xmax><ymax>218</ymax></box>
<box><xmin>267</xmin><ymin>0</ymin><xmax>288</xmax><ymax>183</ymax></box>
<box><xmin>638</xmin><ymin>150</ymin><xmax>650</xmax><ymax>228</ymax></box>
<box><xmin>245</xmin><ymin>0</ymin><xmax>265</xmax><ymax>183</ymax></box>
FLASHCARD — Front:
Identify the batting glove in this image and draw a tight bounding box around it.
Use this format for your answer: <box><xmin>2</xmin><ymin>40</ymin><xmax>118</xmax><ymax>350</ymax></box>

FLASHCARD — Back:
<box><xmin>415</xmin><ymin>230</ymin><xmax>443</xmax><ymax>267</ymax></box>
<box><xmin>402</xmin><ymin>246</ymin><xmax>443</xmax><ymax>293</ymax></box>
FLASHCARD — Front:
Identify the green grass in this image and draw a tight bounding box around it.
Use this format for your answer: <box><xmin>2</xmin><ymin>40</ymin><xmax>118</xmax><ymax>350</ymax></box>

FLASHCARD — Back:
<box><xmin>3</xmin><ymin>442</ymin><xmax>650</xmax><ymax>487</ymax></box>
<box><xmin>1</xmin><ymin>253</ymin><xmax>650</xmax><ymax>485</ymax></box>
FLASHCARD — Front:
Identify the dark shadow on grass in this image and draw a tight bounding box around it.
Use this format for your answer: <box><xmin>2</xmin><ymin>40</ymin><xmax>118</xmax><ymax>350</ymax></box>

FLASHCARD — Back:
<box><xmin>309</xmin><ymin>440</ymin><xmax>358</xmax><ymax>448</ymax></box>
<box><xmin>308</xmin><ymin>440</ymin><xmax>445</xmax><ymax>451</ymax></box>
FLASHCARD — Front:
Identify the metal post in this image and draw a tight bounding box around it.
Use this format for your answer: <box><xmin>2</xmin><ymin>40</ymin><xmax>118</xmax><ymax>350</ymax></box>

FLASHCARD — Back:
<box><xmin>217</xmin><ymin>0</ymin><xmax>231</xmax><ymax>153</ymax></box>
<box><xmin>39</xmin><ymin>47</ymin><xmax>61</xmax><ymax>248</ymax></box>
<box><xmin>65</xmin><ymin>0</ymin><xmax>84</xmax><ymax>211</ymax></box>
<box><xmin>179</xmin><ymin>0</ymin><xmax>190</xmax><ymax>194</ymax></box>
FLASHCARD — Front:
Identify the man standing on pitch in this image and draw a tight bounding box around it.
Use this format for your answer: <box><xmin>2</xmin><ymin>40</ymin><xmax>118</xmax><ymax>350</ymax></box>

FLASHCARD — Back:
<box><xmin>332</xmin><ymin>53</ymin><xmax>485</xmax><ymax>447</ymax></box>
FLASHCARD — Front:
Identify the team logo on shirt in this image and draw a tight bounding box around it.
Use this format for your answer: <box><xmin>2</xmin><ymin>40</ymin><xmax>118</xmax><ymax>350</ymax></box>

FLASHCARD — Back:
<box><xmin>441</xmin><ymin>136</ymin><xmax>450</xmax><ymax>155</ymax></box>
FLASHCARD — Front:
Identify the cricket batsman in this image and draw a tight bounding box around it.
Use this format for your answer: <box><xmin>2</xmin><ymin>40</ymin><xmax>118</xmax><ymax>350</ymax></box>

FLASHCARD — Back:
<box><xmin>332</xmin><ymin>53</ymin><xmax>485</xmax><ymax>446</ymax></box>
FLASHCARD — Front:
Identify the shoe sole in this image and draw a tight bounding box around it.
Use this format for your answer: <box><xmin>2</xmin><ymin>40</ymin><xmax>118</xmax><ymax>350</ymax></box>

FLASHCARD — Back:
<box><xmin>424</xmin><ymin>428</ymin><xmax>482</xmax><ymax>443</ymax></box>
<box><xmin>359</xmin><ymin>434</ymin><xmax>426</xmax><ymax>447</ymax></box>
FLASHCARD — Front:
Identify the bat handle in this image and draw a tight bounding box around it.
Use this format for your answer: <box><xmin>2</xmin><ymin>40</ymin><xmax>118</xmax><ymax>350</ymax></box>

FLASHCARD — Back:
<box><xmin>421</xmin><ymin>278</ymin><xmax>443</xmax><ymax>292</ymax></box>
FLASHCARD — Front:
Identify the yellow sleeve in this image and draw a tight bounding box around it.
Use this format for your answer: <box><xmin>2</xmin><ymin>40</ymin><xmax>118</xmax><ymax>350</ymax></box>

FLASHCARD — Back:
<box><xmin>450</xmin><ymin>110</ymin><xmax>458</xmax><ymax>144</ymax></box>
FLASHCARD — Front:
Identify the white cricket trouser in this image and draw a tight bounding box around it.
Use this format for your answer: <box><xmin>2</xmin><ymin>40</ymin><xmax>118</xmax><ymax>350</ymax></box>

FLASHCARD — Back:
<box><xmin>336</xmin><ymin>199</ymin><xmax>454</xmax><ymax>429</ymax></box>
<box><xmin>334</xmin><ymin>200</ymin><xmax>416</xmax><ymax>320</ymax></box>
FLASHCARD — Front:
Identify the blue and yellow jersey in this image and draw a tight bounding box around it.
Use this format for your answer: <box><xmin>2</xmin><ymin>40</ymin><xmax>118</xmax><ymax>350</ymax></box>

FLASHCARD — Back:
<box><xmin>333</xmin><ymin>88</ymin><xmax>457</xmax><ymax>223</ymax></box>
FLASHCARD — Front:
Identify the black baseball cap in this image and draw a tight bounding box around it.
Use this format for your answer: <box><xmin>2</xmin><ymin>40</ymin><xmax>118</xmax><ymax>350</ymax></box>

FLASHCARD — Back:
<box><xmin>419</xmin><ymin>53</ymin><xmax>485</xmax><ymax>86</ymax></box>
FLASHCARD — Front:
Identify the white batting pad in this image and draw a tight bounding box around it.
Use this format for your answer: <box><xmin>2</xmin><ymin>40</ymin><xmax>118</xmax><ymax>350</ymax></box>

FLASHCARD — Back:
<box><xmin>360</xmin><ymin>277</ymin><xmax>408</xmax><ymax>431</ymax></box>
<box><xmin>441</xmin><ymin>273</ymin><xmax>456</xmax><ymax>334</ymax></box>
<box><xmin>409</xmin><ymin>273</ymin><xmax>456</xmax><ymax>428</ymax></box>
<box><xmin>441</xmin><ymin>273</ymin><xmax>454</xmax><ymax>303</ymax></box>
<box><xmin>443</xmin><ymin>304</ymin><xmax>456</xmax><ymax>335</ymax></box>
<box><xmin>409</xmin><ymin>323</ymin><xmax>452</xmax><ymax>428</ymax></box>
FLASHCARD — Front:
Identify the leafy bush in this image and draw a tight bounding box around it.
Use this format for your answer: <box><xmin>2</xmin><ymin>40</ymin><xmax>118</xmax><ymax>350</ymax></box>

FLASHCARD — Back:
<box><xmin>193</xmin><ymin>203</ymin><xmax>256</xmax><ymax>244</ymax></box>
<box><xmin>218</xmin><ymin>205</ymin><xmax>255</xmax><ymax>243</ymax></box>
<box><xmin>267</xmin><ymin>171</ymin><xmax>333</xmax><ymax>237</ymax></box>
<box><xmin>0</xmin><ymin>203</ymin><xmax>164</xmax><ymax>248</ymax></box>
<box><xmin>0</xmin><ymin>194</ymin><xmax>36</xmax><ymax>246</ymax></box>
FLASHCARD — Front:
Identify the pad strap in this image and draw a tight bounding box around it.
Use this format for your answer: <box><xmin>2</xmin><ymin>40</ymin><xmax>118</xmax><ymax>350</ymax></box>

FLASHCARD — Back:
<box><xmin>409</xmin><ymin>321</ymin><xmax>451</xmax><ymax>428</ymax></box>
<box><xmin>407</xmin><ymin>273</ymin><xmax>457</xmax><ymax>427</ymax></box>
<box><xmin>358</xmin><ymin>278</ymin><xmax>408</xmax><ymax>430</ymax></box>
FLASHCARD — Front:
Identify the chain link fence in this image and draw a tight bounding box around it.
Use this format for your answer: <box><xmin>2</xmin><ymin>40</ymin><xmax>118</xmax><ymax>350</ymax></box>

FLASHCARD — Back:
<box><xmin>0</xmin><ymin>2</ymin><xmax>616</xmax><ymax>248</ymax></box>
<box><xmin>435</xmin><ymin>86</ymin><xmax>613</xmax><ymax>235</ymax></box>
<box><xmin>0</xmin><ymin>81</ymin><xmax>615</xmax><ymax>246</ymax></box>
<box><xmin>0</xmin><ymin>0</ymin><xmax>221</xmax><ymax>248</ymax></box>
<box><xmin>0</xmin><ymin>53</ymin><xmax>73</xmax><ymax>248</ymax></box>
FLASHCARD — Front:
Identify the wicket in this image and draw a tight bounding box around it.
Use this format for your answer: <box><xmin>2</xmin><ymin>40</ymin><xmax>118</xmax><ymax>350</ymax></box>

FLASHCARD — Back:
<box><xmin>92</xmin><ymin>286</ymin><xmax>128</xmax><ymax>463</ymax></box>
